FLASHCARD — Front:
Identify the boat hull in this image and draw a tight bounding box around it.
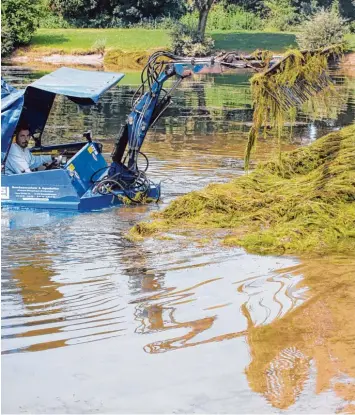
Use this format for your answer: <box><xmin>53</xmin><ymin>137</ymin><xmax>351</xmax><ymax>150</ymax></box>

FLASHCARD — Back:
<box><xmin>1</xmin><ymin>143</ymin><xmax>160</xmax><ymax>211</ymax></box>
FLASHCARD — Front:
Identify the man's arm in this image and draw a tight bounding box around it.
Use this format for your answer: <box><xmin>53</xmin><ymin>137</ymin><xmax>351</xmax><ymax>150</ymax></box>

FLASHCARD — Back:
<box><xmin>28</xmin><ymin>153</ymin><xmax>53</xmax><ymax>170</ymax></box>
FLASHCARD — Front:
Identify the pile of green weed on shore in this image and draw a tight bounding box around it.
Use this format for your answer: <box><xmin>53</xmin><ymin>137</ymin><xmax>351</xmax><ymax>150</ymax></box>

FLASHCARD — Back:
<box><xmin>130</xmin><ymin>125</ymin><xmax>355</xmax><ymax>256</ymax></box>
<box><xmin>104</xmin><ymin>49</ymin><xmax>153</xmax><ymax>70</ymax></box>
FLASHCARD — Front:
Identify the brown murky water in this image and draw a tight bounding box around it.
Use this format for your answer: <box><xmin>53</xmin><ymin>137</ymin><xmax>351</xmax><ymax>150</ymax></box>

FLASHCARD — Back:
<box><xmin>1</xmin><ymin>65</ymin><xmax>355</xmax><ymax>414</ymax></box>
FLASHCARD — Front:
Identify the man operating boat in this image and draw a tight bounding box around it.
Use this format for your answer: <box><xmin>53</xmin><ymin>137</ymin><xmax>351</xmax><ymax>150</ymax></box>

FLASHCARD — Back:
<box><xmin>5</xmin><ymin>125</ymin><xmax>54</xmax><ymax>175</ymax></box>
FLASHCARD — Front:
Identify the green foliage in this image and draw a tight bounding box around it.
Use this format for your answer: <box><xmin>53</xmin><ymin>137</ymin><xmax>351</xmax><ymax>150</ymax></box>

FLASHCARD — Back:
<box><xmin>294</xmin><ymin>0</ymin><xmax>321</xmax><ymax>21</ymax></box>
<box><xmin>264</xmin><ymin>0</ymin><xmax>298</xmax><ymax>31</ymax></box>
<box><xmin>90</xmin><ymin>38</ymin><xmax>106</xmax><ymax>55</ymax></box>
<box><xmin>181</xmin><ymin>3</ymin><xmax>264</xmax><ymax>31</ymax></box>
<box><xmin>38</xmin><ymin>14</ymin><xmax>72</xmax><ymax>29</ymax></box>
<box><xmin>38</xmin><ymin>0</ymin><xmax>71</xmax><ymax>28</ymax></box>
<box><xmin>339</xmin><ymin>0</ymin><xmax>355</xmax><ymax>19</ymax></box>
<box><xmin>49</xmin><ymin>0</ymin><xmax>186</xmax><ymax>27</ymax></box>
<box><xmin>23</xmin><ymin>0</ymin><xmax>355</xmax><ymax>30</ymax></box>
<box><xmin>1</xmin><ymin>19</ymin><xmax>15</xmax><ymax>57</ymax></box>
<box><xmin>170</xmin><ymin>22</ymin><xmax>214</xmax><ymax>56</ymax></box>
<box><xmin>331</xmin><ymin>0</ymin><xmax>341</xmax><ymax>14</ymax></box>
<box><xmin>232</xmin><ymin>0</ymin><xmax>355</xmax><ymax>20</ymax></box>
<box><xmin>2</xmin><ymin>0</ymin><xmax>40</xmax><ymax>49</ymax></box>
<box><xmin>296</xmin><ymin>9</ymin><xmax>348</xmax><ymax>49</ymax></box>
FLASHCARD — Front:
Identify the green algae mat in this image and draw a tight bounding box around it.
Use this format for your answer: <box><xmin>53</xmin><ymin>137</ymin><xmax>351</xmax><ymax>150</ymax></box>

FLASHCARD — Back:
<box><xmin>130</xmin><ymin>125</ymin><xmax>355</xmax><ymax>256</ymax></box>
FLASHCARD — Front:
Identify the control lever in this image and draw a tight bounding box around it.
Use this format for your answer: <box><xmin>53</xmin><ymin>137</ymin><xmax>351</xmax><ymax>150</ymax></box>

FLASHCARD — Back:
<box><xmin>83</xmin><ymin>130</ymin><xmax>92</xmax><ymax>142</ymax></box>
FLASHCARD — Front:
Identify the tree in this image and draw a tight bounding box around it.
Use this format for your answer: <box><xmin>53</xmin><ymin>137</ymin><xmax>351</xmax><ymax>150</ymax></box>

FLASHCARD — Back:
<box><xmin>192</xmin><ymin>0</ymin><xmax>215</xmax><ymax>39</ymax></box>
<box><xmin>263</xmin><ymin>0</ymin><xmax>297</xmax><ymax>30</ymax></box>
<box><xmin>303</xmin><ymin>0</ymin><xmax>355</xmax><ymax>19</ymax></box>
<box><xmin>2</xmin><ymin>0</ymin><xmax>40</xmax><ymax>44</ymax></box>
<box><xmin>1</xmin><ymin>0</ymin><xmax>40</xmax><ymax>56</ymax></box>
<box><xmin>170</xmin><ymin>22</ymin><xmax>214</xmax><ymax>56</ymax></box>
<box><xmin>1</xmin><ymin>20</ymin><xmax>15</xmax><ymax>57</ymax></box>
<box><xmin>49</xmin><ymin>0</ymin><xmax>186</xmax><ymax>25</ymax></box>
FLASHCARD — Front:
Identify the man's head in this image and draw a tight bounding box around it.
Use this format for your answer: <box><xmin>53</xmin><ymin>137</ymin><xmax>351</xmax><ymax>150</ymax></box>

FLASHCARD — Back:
<box><xmin>15</xmin><ymin>125</ymin><xmax>31</xmax><ymax>149</ymax></box>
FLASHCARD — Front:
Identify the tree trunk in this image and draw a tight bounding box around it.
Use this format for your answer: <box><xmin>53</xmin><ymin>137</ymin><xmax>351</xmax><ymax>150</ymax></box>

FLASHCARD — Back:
<box><xmin>197</xmin><ymin>0</ymin><xmax>214</xmax><ymax>40</ymax></box>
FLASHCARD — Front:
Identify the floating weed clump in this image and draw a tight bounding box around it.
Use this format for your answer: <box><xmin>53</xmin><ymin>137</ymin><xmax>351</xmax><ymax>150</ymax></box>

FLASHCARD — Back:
<box><xmin>246</xmin><ymin>45</ymin><xmax>343</xmax><ymax>169</ymax></box>
<box><xmin>130</xmin><ymin>125</ymin><xmax>355</xmax><ymax>256</ymax></box>
<box><xmin>104</xmin><ymin>49</ymin><xmax>153</xmax><ymax>70</ymax></box>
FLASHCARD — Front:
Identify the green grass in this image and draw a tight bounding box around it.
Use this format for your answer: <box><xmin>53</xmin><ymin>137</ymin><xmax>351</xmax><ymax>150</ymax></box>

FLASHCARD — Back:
<box><xmin>30</xmin><ymin>28</ymin><xmax>170</xmax><ymax>52</ymax></box>
<box><xmin>211</xmin><ymin>30</ymin><xmax>297</xmax><ymax>53</ymax></box>
<box><xmin>26</xmin><ymin>29</ymin><xmax>355</xmax><ymax>60</ymax></box>
<box><xmin>345</xmin><ymin>33</ymin><xmax>355</xmax><ymax>51</ymax></box>
<box><xmin>30</xmin><ymin>28</ymin><xmax>299</xmax><ymax>54</ymax></box>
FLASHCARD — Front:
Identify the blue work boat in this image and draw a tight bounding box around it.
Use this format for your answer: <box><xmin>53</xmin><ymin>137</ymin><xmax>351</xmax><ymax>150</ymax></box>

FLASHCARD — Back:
<box><xmin>1</xmin><ymin>67</ymin><xmax>160</xmax><ymax>211</ymax></box>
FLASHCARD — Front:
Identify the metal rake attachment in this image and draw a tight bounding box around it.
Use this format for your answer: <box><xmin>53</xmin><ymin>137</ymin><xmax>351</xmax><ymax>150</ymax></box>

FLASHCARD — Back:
<box><xmin>264</xmin><ymin>71</ymin><xmax>334</xmax><ymax>111</ymax></box>
<box><xmin>257</xmin><ymin>46</ymin><xmax>342</xmax><ymax>111</ymax></box>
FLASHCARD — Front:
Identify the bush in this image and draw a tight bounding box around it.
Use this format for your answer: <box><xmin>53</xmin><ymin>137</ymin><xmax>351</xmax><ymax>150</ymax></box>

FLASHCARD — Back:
<box><xmin>2</xmin><ymin>0</ymin><xmax>40</xmax><ymax>46</ymax></box>
<box><xmin>90</xmin><ymin>38</ymin><xmax>107</xmax><ymax>55</ymax></box>
<box><xmin>127</xmin><ymin>16</ymin><xmax>177</xmax><ymax>29</ymax></box>
<box><xmin>296</xmin><ymin>0</ymin><xmax>321</xmax><ymax>23</ymax></box>
<box><xmin>264</xmin><ymin>0</ymin><xmax>298</xmax><ymax>31</ymax></box>
<box><xmin>170</xmin><ymin>23</ymin><xmax>214</xmax><ymax>57</ymax></box>
<box><xmin>1</xmin><ymin>20</ymin><xmax>15</xmax><ymax>57</ymax></box>
<box><xmin>38</xmin><ymin>10</ymin><xmax>71</xmax><ymax>28</ymax></box>
<box><xmin>181</xmin><ymin>3</ymin><xmax>264</xmax><ymax>31</ymax></box>
<box><xmin>296</xmin><ymin>9</ymin><xmax>349</xmax><ymax>49</ymax></box>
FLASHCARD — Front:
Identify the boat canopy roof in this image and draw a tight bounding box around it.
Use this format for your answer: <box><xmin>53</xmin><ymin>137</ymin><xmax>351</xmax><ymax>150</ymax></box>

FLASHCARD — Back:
<box><xmin>29</xmin><ymin>67</ymin><xmax>125</xmax><ymax>104</ymax></box>
<box><xmin>1</xmin><ymin>67</ymin><xmax>125</xmax><ymax>155</ymax></box>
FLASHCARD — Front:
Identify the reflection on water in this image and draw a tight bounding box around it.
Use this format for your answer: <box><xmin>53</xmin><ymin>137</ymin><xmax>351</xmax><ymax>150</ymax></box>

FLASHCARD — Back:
<box><xmin>2</xmin><ymin>218</ymin><xmax>302</xmax><ymax>356</ymax></box>
<box><xmin>245</xmin><ymin>258</ymin><xmax>355</xmax><ymax>413</ymax></box>
<box><xmin>2</xmin><ymin>65</ymin><xmax>355</xmax><ymax>148</ymax></box>
<box><xmin>1</xmin><ymin>66</ymin><xmax>355</xmax><ymax>414</ymax></box>
<box><xmin>3</xmin><ymin>219</ymin><xmax>354</xmax><ymax>412</ymax></box>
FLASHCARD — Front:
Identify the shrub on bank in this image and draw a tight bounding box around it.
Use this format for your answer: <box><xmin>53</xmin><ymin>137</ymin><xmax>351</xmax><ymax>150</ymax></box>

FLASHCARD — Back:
<box><xmin>296</xmin><ymin>9</ymin><xmax>349</xmax><ymax>49</ymax></box>
<box><xmin>170</xmin><ymin>23</ymin><xmax>214</xmax><ymax>57</ymax></box>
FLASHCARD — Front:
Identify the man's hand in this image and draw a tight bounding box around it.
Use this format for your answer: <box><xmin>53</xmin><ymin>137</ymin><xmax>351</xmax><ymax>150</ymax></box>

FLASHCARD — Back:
<box><xmin>44</xmin><ymin>157</ymin><xmax>59</xmax><ymax>170</ymax></box>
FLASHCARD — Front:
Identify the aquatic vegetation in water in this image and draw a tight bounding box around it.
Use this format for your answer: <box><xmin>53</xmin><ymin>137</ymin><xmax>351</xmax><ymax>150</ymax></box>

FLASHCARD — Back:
<box><xmin>130</xmin><ymin>125</ymin><xmax>355</xmax><ymax>256</ymax></box>
<box><xmin>104</xmin><ymin>49</ymin><xmax>154</xmax><ymax>70</ymax></box>
<box><xmin>246</xmin><ymin>45</ymin><xmax>343</xmax><ymax>169</ymax></box>
<box><xmin>118</xmin><ymin>191</ymin><xmax>157</xmax><ymax>205</ymax></box>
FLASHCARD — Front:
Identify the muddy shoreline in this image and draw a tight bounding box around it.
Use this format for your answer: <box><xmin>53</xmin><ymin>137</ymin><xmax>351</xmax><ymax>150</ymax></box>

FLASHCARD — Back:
<box><xmin>8</xmin><ymin>50</ymin><xmax>355</xmax><ymax>73</ymax></box>
<box><xmin>9</xmin><ymin>52</ymin><xmax>104</xmax><ymax>67</ymax></box>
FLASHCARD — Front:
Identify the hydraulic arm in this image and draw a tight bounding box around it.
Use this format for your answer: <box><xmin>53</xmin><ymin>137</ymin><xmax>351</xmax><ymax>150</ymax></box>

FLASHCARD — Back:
<box><xmin>109</xmin><ymin>50</ymin><xmax>277</xmax><ymax>177</ymax></box>
<box><xmin>94</xmin><ymin>47</ymin><xmax>339</xmax><ymax>202</ymax></box>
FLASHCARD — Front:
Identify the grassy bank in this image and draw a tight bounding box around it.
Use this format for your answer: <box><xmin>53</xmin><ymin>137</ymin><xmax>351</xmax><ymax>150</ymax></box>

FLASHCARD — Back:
<box><xmin>130</xmin><ymin>125</ymin><xmax>355</xmax><ymax>256</ymax></box>
<box><xmin>28</xmin><ymin>28</ymin><xmax>170</xmax><ymax>53</ymax></box>
<box><xmin>12</xmin><ymin>29</ymin><xmax>354</xmax><ymax>71</ymax></box>
<box><xmin>25</xmin><ymin>29</ymin><xmax>355</xmax><ymax>55</ymax></box>
<box><xmin>27</xmin><ymin>28</ymin><xmax>300</xmax><ymax>55</ymax></box>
